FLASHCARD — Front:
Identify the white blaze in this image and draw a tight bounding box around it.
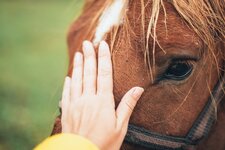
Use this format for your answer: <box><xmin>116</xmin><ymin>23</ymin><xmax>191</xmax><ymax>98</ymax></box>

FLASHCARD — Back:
<box><xmin>93</xmin><ymin>0</ymin><xmax>128</xmax><ymax>45</ymax></box>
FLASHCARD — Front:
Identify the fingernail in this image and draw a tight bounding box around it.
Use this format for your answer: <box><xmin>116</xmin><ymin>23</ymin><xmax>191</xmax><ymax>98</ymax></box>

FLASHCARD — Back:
<box><xmin>65</xmin><ymin>76</ymin><xmax>71</xmax><ymax>83</ymax></box>
<box><xmin>99</xmin><ymin>41</ymin><xmax>110</xmax><ymax>56</ymax></box>
<box><xmin>99</xmin><ymin>41</ymin><xmax>108</xmax><ymax>49</ymax></box>
<box><xmin>64</xmin><ymin>76</ymin><xmax>71</xmax><ymax>89</ymax></box>
<box><xmin>74</xmin><ymin>52</ymin><xmax>82</xmax><ymax>64</ymax></box>
<box><xmin>83</xmin><ymin>40</ymin><xmax>92</xmax><ymax>51</ymax></box>
<box><xmin>131</xmin><ymin>87</ymin><xmax>144</xmax><ymax>100</ymax></box>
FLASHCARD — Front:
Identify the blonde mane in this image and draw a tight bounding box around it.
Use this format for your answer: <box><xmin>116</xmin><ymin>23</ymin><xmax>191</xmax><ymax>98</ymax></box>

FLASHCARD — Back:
<box><xmin>82</xmin><ymin>0</ymin><xmax>224</xmax><ymax>81</ymax></box>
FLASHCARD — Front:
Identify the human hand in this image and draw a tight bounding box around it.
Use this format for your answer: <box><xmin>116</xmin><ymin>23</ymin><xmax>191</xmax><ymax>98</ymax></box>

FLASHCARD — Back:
<box><xmin>61</xmin><ymin>41</ymin><xmax>144</xmax><ymax>150</ymax></box>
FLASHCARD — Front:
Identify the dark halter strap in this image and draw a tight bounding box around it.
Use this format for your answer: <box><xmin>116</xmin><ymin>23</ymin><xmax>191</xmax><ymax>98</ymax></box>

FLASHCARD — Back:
<box><xmin>125</xmin><ymin>73</ymin><xmax>225</xmax><ymax>150</ymax></box>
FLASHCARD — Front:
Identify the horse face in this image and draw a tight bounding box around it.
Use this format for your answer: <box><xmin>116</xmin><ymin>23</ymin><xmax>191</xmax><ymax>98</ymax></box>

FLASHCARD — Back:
<box><xmin>110</xmin><ymin>2</ymin><xmax>220</xmax><ymax>137</ymax></box>
<box><xmin>56</xmin><ymin>0</ymin><xmax>223</xmax><ymax>145</ymax></box>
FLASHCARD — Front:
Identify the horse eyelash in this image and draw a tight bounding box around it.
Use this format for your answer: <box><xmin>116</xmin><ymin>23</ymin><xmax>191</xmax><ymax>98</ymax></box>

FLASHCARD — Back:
<box><xmin>154</xmin><ymin>60</ymin><xmax>195</xmax><ymax>84</ymax></box>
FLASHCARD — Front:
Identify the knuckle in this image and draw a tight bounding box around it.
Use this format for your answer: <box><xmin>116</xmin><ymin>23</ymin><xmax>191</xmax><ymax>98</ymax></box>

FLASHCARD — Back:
<box><xmin>61</xmin><ymin>100</ymin><xmax>66</xmax><ymax>109</ymax></box>
<box><xmin>61</xmin><ymin>117</ymin><xmax>67</xmax><ymax>124</ymax></box>
<box><xmin>71</xmin><ymin>78</ymin><xmax>82</xmax><ymax>86</ymax></box>
<box><xmin>115</xmin><ymin>126</ymin><xmax>127</xmax><ymax>137</ymax></box>
<box><xmin>114</xmin><ymin>128</ymin><xmax>122</xmax><ymax>136</ymax></box>
<box><xmin>125</xmin><ymin>100</ymin><xmax>134</xmax><ymax>112</ymax></box>
<box><xmin>98</xmin><ymin>52</ymin><xmax>109</xmax><ymax>58</ymax></box>
<box><xmin>85</xmin><ymin>67</ymin><xmax>95</xmax><ymax>75</ymax></box>
<box><xmin>74</xmin><ymin>61</ymin><xmax>82</xmax><ymax>68</ymax></box>
<box><xmin>120</xmin><ymin>126</ymin><xmax>128</xmax><ymax>135</ymax></box>
<box><xmin>62</xmin><ymin>92</ymin><xmax>69</xmax><ymax>99</ymax></box>
<box><xmin>99</xmin><ymin>68</ymin><xmax>111</xmax><ymax>76</ymax></box>
<box><xmin>70</xmin><ymin>101</ymin><xmax>77</xmax><ymax>111</ymax></box>
<box><xmin>84</xmin><ymin>50</ymin><xmax>95</xmax><ymax>58</ymax></box>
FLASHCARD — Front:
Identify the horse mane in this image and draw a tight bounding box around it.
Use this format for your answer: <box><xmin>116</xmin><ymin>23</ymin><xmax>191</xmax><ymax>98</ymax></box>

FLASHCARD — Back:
<box><xmin>69</xmin><ymin>0</ymin><xmax>224</xmax><ymax>77</ymax></box>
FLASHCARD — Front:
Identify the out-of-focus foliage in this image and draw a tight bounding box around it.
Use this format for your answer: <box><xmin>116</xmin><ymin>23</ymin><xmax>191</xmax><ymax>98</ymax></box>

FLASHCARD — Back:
<box><xmin>0</xmin><ymin>0</ymin><xmax>83</xmax><ymax>149</ymax></box>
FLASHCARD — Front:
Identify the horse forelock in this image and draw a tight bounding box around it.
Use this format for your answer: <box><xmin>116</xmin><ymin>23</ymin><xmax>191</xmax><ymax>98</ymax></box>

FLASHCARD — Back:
<box><xmin>93</xmin><ymin>0</ymin><xmax>129</xmax><ymax>45</ymax></box>
<box><xmin>67</xmin><ymin>0</ymin><xmax>224</xmax><ymax>85</ymax></box>
<box><xmin>87</xmin><ymin>0</ymin><xmax>224</xmax><ymax>80</ymax></box>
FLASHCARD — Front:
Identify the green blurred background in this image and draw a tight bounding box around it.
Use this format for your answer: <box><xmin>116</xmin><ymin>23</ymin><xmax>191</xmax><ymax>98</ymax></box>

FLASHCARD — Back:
<box><xmin>0</xmin><ymin>0</ymin><xmax>83</xmax><ymax>149</ymax></box>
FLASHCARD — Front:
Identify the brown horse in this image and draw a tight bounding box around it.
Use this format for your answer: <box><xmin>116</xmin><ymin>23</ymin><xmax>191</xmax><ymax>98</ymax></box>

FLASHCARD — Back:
<box><xmin>52</xmin><ymin>0</ymin><xmax>225</xmax><ymax>149</ymax></box>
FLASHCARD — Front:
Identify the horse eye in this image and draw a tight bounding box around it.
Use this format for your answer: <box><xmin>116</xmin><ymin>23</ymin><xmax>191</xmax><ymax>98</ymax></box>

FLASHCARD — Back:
<box><xmin>164</xmin><ymin>62</ymin><xmax>193</xmax><ymax>80</ymax></box>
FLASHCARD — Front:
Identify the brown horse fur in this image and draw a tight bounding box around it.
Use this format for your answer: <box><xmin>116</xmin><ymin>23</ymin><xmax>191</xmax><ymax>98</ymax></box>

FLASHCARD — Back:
<box><xmin>51</xmin><ymin>0</ymin><xmax>225</xmax><ymax>149</ymax></box>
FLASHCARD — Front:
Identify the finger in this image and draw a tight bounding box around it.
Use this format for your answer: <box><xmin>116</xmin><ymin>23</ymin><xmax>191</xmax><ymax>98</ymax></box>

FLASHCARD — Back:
<box><xmin>83</xmin><ymin>41</ymin><xmax>97</xmax><ymax>94</ymax></box>
<box><xmin>71</xmin><ymin>52</ymin><xmax>83</xmax><ymax>99</ymax></box>
<box><xmin>116</xmin><ymin>87</ymin><xmax>144</xmax><ymax>128</ymax></box>
<box><xmin>97</xmin><ymin>41</ymin><xmax>113</xmax><ymax>93</ymax></box>
<box><xmin>61</xmin><ymin>77</ymin><xmax>71</xmax><ymax>133</ymax></box>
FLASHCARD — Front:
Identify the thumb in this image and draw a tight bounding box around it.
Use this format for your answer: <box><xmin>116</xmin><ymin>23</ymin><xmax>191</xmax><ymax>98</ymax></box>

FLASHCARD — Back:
<box><xmin>116</xmin><ymin>87</ymin><xmax>144</xmax><ymax>128</ymax></box>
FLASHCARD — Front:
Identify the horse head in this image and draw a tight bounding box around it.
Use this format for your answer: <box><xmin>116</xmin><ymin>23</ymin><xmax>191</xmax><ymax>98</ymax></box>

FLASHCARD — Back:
<box><xmin>52</xmin><ymin>0</ymin><xmax>225</xmax><ymax>149</ymax></box>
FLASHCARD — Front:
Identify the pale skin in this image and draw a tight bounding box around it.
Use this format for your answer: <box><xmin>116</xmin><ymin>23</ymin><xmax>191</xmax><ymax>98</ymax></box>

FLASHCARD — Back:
<box><xmin>60</xmin><ymin>41</ymin><xmax>144</xmax><ymax>150</ymax></box>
